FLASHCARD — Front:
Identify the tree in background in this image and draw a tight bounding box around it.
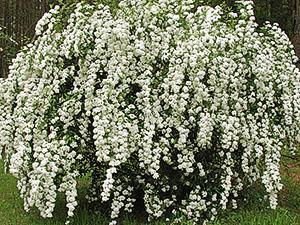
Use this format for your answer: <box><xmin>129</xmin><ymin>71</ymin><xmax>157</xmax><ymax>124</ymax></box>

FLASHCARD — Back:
<box><xmin>292</xmin><ymin>0</ymin><xmax>300</xmax><ymax>58</ymax></box>
<box><xmin>0</xmin><ymin>0</ymin><xmax>49</xmax><ymax>78</ymax></box>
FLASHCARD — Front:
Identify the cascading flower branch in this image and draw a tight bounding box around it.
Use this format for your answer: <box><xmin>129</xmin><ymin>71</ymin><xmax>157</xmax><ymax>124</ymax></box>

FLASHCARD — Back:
<box><xmin>0</xmin><ymin>0</ymin><xmax>300</xmax><ymax>224</ymax></box>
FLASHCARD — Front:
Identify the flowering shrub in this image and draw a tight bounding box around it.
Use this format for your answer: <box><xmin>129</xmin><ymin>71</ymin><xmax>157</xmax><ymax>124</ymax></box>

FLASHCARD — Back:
<box><xmin>0</xmin><ymin>0</ymin><xmax>300</xmax><ymax>224</ymax></box>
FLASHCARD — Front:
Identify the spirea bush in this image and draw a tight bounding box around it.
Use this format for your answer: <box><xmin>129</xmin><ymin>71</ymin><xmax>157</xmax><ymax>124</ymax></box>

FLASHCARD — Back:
<box><xmin>0</xmin><ymin>0</ymin><xmax>300</xmax><ymax>224</ymax></box>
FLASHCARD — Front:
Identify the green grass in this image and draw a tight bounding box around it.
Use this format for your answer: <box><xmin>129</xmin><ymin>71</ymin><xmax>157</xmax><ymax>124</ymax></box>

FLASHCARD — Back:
<box><xmin>0</xmin><ymin>160</ymin><xmax>299</xmax><ymax>225</ymax></box>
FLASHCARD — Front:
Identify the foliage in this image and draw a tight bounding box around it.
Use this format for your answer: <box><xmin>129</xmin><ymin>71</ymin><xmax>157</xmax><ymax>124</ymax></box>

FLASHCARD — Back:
<box><xmin>0</xmin><ymin>0</ymin><xmax>300</xmax><ymax>224</ymax></box>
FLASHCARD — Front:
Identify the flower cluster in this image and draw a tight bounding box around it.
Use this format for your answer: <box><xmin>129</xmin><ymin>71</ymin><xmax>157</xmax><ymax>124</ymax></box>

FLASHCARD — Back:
<box><xmin>0</xmin><ymin>0</ymin><xmax>299</xmax><ymax>224</ymax></box>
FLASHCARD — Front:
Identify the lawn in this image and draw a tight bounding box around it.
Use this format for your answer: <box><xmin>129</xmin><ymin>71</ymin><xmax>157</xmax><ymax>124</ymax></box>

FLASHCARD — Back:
<box><xmin>0</xmin><ymin>160</ymin><xmax>299</xmax><ymax>225</ymax></box>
